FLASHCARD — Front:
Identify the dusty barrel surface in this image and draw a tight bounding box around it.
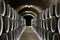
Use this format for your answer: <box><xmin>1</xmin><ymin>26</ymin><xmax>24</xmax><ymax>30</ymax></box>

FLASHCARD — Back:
<box><xmin>50</xmin><ymin>16</ymin><xmax>57</xmax><ymax>32</ymax></box>
<box><xmin>46</xmin><ymin>18</ymin><xmax>51</xmax><ymax>31</ymax></box>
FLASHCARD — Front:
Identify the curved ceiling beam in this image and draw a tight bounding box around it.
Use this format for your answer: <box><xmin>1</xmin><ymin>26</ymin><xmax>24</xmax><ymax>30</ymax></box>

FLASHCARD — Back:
<box><xmin>21</xmin><ymin>11</ymin><xmax>37</xmax><ymax>17</ymax></box>
<box><xmin>16</xmin><ymin>5</ymin><xmax>43</xmax><ymax>14</ymax></box>
<box><xmin>23</xmin><ymin>14</ymin><xmax>35</xmax><ymax>18</ymax></box>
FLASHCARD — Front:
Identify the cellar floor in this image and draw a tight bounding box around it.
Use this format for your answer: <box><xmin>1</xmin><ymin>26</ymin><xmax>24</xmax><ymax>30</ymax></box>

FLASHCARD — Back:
<box><xmin>20</xmin><ymin>26</ymin><xmax>39</xmax><ymax>40</ymax></box>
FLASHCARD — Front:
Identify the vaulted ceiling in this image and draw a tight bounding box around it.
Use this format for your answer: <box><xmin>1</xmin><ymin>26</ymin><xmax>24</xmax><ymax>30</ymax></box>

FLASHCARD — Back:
<box><xmin>5</xmin><ymin>0</ymin><xmax>58</xmax><ymax>13</ymax></box>
<box><xmin>5</xmin><ymin>0</ymin><xmax>57</xmax><ymax>9</ymax></box>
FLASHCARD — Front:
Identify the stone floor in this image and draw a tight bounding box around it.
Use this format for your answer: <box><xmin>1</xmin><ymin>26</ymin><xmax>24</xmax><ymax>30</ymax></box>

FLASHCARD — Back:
<box><xmin>20</xmin><ymin>26</ymin><xmax>39</xmax><ymax>40</ymax></box>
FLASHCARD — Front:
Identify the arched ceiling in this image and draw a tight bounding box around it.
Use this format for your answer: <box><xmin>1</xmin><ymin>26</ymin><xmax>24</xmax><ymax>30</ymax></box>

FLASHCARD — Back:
<box><xmin>5</xmin><ymin>0</ymin><xmax>58</xmax><ymax>13</ymax></box>
<box><xmin>5</xmin><ymin>0</ymin><xmax>58</xmax><ymax>9</ymax></box>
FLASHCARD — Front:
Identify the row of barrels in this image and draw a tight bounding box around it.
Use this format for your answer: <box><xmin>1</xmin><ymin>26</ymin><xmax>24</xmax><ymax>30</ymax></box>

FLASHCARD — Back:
<box><xmin>0</xmin><ymin>0</ymin><xmax>17</xmax><ymax>19</ymax></box>
<box><xmin>39</xmin><ymin>1</ymin><xmax>60</xmax><ymax>20</ymax></box>
<box><xmin>0</xmin><ymin>0</ymin><xmax>26</xmax><ymax>40</ymax></box>
<box><xmin>36</xmin><ymin>28</ymin><xmax>60</xmax><ymax>40</ymax></box>
<box><xmin>38</xmin><ymin>1</ymin><xmax>60</xmax><ymax>34</ymax></box>
<box><xmin>31</xmin><ymin>0</ymin><xmax>60</xmax><ymax>40</ymax></box>
<box><xmin>0</xmin><ymin>0</ymin><xmax>18</xmax><ymax>36</ymax></box>
<box><xmin>0</xmin><ymin>16</ymin><xmax>26</xmax><ymax>40</ymax></box>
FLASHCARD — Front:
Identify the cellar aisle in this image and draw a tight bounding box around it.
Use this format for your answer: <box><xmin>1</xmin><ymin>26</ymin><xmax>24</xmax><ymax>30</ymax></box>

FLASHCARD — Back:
<box><xmin>20</xmin><ymin>26</ymin><xmax>39</xmax><ymax>40</ymax></box>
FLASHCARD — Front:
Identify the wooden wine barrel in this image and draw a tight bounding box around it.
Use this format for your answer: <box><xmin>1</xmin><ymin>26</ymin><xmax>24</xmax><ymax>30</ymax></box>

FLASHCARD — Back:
<box><xmin>43</xmin><ymin>30</ymin><xmax>47</xmax><ymax>40</ymax></box>
<box><xmin>11</xmin><ymin>19</ymin><xmax>14</xmax><ymax>31</ymax></box>
<box><xmin>41</xmin><ymin>29</ymin><xmax>44</xmax><ymax>40</ymax></box>
<box><xmin>42</xmin><ymin>20</ymin><xmax>46</xmax><ymax>29</ymax></box>
<box><xmin>0</xmin><ymin>1</ymin><xmax>6</xmax><ymax>16</ymax></box>
<box><xmin>10</xmin><ymin>8</ymin><xmax>14</xmax><ymax>20</ymax></box>
<box><xmin>39</xmin><ymin>13</ymin><xmax>42</xmax><ymax>20</ymax></box>
<box><xmin>13</xmin><ymin>20</ymin><xmax>17</xmax><ymax>30</ymax></box>
<box><xmin>47</xmin><ymin>31</ymin><xmax>53</xmax><ymax>40</ymax></box>
<box><xmin>42</xmin><ymin>10</ymin><xmax>45</xmax><ymax>20</ymax></box>
<box><xmin>14</xmin><ymin>10</ymin><xmax>17</xmax><ymax>20</ymax></box>
<box><xmin>50</xmin><ymin>16</ymin><xmax>57</xmax><ymax>32</ymax></box>
<box><xmin>49</xmin><ymin>4</ymin><xmax>55</xmax><ymax>18</ymax></box>
<box><xmin>45</xmin><ymin>19</ymin><xmax>49</xmax><ymax>30</ymax></box>
<box><xmin>31</xmin><ymin>18</ymin><xmax>37</xmax><ymax>27</ymax></box>
<box><xmin>10</xmin><ymin>19</ymin><xmax>18</xmax><ymax>31</ymax></box>
<box><xmin>15</xmin><ymin>21</ymin><xmax>19</xmax><ymax>29</ymax></box>
<box><xmin>53</xmin><ymin>33</ymin><xmax>60</xmax><ymax>40</ymax></box>
<box><xmin>0</xmin><ymin>33</ymin><xmax>8</xmax><ymax>40</ymax></box>
<box><xmin>45</xmin><ymin>8</ymin><xmax>49</xmax><ymax>19</ymax></box>
<box><xmin>3</xmin><ymin>16</ymin><xmax>10</xmax><ymax>33</ymax></box>
<box><xmin>8</xmin><ymin>31</ymin><xmax>14</xmax><ymax>40</ymax></box>
<box><xmin>58</xmin><ymin>17</ymin><xmax>60</xmax><ymax>34</ymax></box>
<box><xmin>40</xmin><ymin>20</ymin><xmax>43</xmax><ymax>29</ymax></box>
<box><xmin>55</xmin><ymin>1</ymin><xmax>60</xmax><ymax>17</ymax></box>
<box><xmin>13</xmin><ymin>30</ymin><xmax>16</xmax><ymax>40</ymax></box>
<box><xmin>6</xmin><ymin>4</ymin><xmax>11</xmax><ymax>18</ymax></box>
<box><xmin>9</xmin><ymin>18</ymin><xmax>13</xmax><ymax>31</ymax></box>
<box><xmin>0</xmin><ymin>16</ymin><xmax>3</xmax><ymax>36</ymax></box>
<box><xmin>46</xmin><ymin>18</ymin><xmax>51</xmax><ymax>31</ymax></box>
